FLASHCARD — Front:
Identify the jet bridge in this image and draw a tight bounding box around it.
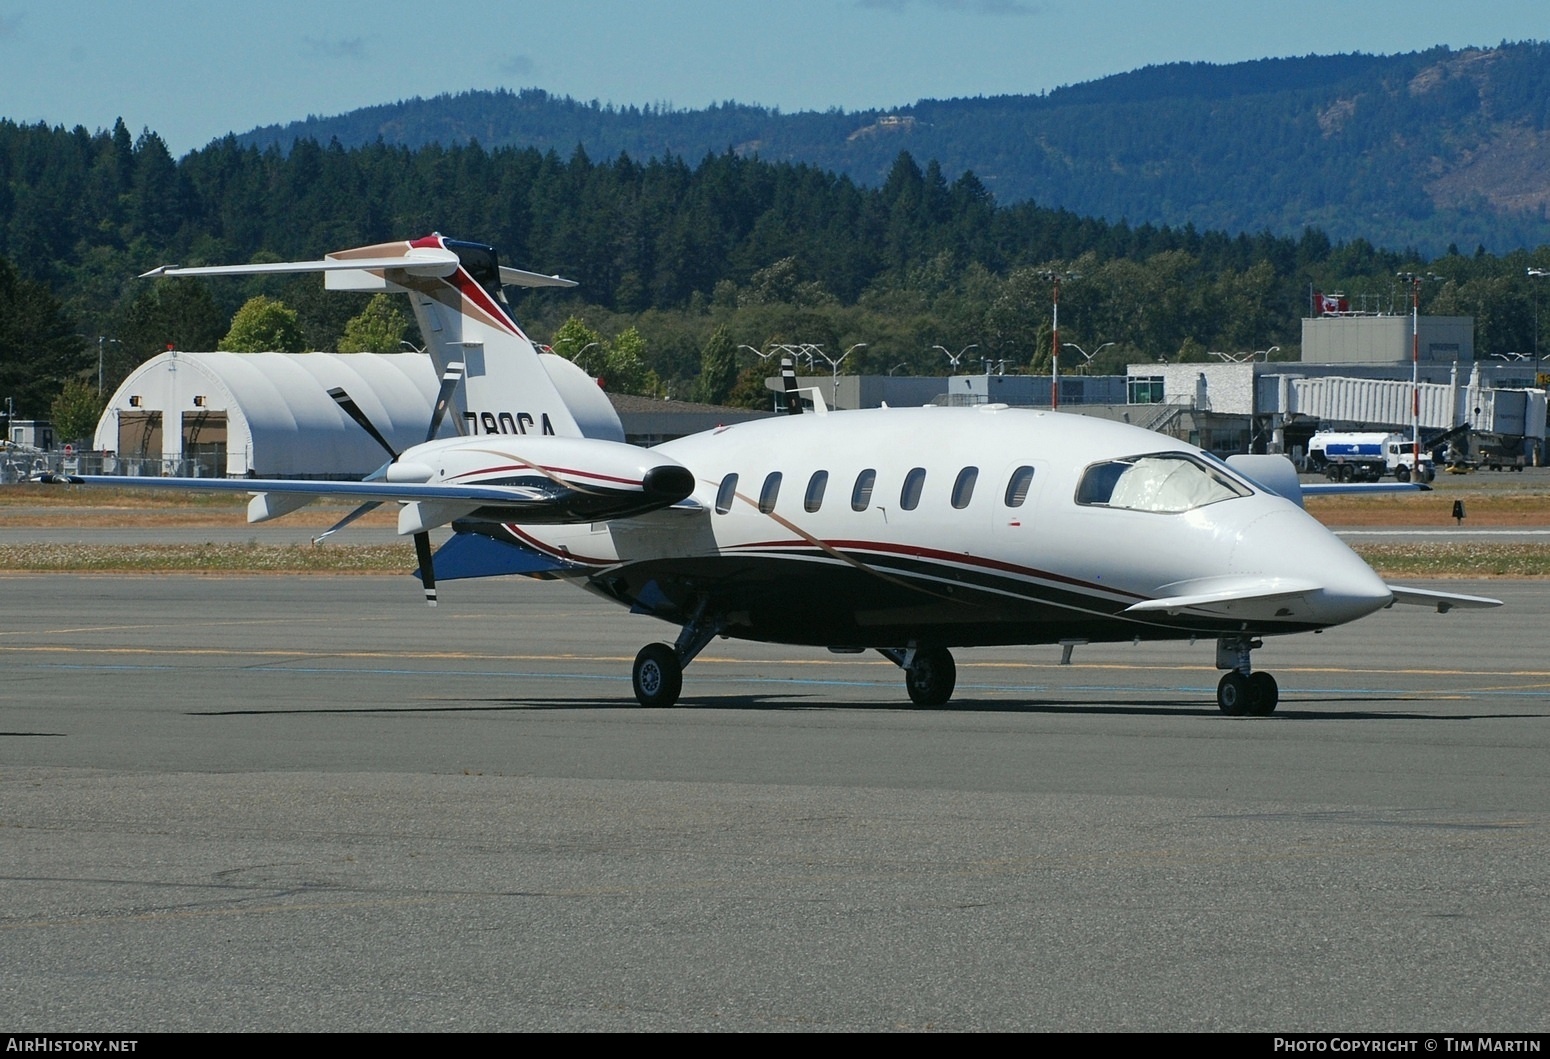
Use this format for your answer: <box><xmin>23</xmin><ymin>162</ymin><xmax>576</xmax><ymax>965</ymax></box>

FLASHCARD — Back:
<box><xmin>1259</xmin><ymin>368</ymin><xmax>1546</xmax><ymax>444</ymax></box>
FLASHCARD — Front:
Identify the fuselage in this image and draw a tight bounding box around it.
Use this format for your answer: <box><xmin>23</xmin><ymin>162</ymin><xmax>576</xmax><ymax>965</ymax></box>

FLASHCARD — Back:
<box><xmin>493</xmin><ymin>405</ymin><xmax>1393</xmax><ymax>650</ymax></box>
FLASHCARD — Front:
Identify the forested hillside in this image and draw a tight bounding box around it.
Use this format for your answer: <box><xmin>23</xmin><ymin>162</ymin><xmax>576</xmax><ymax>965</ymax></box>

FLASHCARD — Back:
<box><xmin>239</xmin><ymin>43</ymin><xmax>1550</xmax><ymax>255</ymax></box>
<box><xmin>2</xmin><ymin>113</ymin><xmax>1548</xmax><ymax>421</ymax></box>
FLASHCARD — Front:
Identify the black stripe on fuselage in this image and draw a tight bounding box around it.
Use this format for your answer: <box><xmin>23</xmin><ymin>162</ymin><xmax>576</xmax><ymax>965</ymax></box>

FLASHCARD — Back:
<box><xmin>583</xmin><ymin>547</ymin><xmax>1324</xmax><ymax>648</ymax></box>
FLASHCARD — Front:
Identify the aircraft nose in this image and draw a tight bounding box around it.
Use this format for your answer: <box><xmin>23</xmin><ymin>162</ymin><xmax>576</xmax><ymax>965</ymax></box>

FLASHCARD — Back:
<box><xmin>1233</xmin><ymin>509</ymin><xmax>1392</xmax><ymax>625</ymax></box>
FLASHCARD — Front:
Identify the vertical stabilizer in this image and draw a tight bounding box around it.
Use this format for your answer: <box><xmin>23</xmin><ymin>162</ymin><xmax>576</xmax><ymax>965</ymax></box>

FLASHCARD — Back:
<box><xmin>326</xmin><ymin>236</ymin><xmax>586</xmax><ymax>439</ymax></box>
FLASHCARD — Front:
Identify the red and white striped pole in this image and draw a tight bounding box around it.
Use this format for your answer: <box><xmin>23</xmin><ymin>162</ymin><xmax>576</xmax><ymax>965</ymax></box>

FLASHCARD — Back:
<box><xmin>1051</xmin><ymin>274</ymin><xmax>1061</xmax><ymax>410</ymax></box>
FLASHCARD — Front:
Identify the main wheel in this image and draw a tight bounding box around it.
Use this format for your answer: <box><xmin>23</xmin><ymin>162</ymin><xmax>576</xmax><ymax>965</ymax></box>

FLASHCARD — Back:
<box><xmin>1247</xmin><ymin>671</ymin><xmax>1279</xmax><ymax>715</ymax></box>
<box><xmin>632</xmin><ymin>643</ymin><xmax>682</xmax><ymax>707</ymax></box>
<box><xmin>905</xmin><ymin>647</ymin><xmax>956</xmax><ymax>707</ymax></box>
<box><xmin>1217</xmin><ymin>671</ymin><xmax>1251</xmax><ymax>715</ymax></box>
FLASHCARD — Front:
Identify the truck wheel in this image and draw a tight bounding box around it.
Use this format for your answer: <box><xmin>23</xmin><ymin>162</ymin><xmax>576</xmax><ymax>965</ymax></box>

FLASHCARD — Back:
<box><xmin>1395</xmin><ymin>464</ymin><xmax>1410</xmax><ymax>483</ymax></box>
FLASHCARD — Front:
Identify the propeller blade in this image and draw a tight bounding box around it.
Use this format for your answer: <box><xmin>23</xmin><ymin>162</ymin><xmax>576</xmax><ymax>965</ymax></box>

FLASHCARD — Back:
<box><xmin>425</xmin><ymin>361</ymin><xmax>466</xmax><ymax>443</ymax></box>
<box><xmin>781</xmin><ymin>357</ymin><xmax>803</xmax><ymax>416</ymax></box>
<box><xmin>413</xmin><ymin>531</ymin><xmax>438</xmax><ymax>607</ymax></box>
<box><xmin>312</xmin><ymin>500</ymin><xmax>382</xmax><ymax>545</ymax></box>
<box><xmin>328</xmin><ymin>387</ymin><xmax>400</xmax><ymax>460</ymax></box>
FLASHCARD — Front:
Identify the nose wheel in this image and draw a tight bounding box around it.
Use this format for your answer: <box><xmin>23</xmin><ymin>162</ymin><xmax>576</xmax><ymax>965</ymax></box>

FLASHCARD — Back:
<box><xmin>1215</xmin><ymin>636</ymin><xmax>1279</xmax><ymax>715</ymax></box>
<box><xmin>1216</xmin><ymin>670</ymin><xmax>1278</xmax><ymax>715</ymax></box>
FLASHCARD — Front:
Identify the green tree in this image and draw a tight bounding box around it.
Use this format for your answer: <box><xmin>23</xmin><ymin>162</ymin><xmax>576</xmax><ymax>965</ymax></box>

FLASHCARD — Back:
<box><xmin>222</xmin><ymin>296</ymin><xmax>305</xmax><ymax>353</ymax></box>
<box><xmin>49</xmin><ymin>377</ymin><xmax>105</xmax><ymax>444</ymax></box>
<box><xmin>603</xmin><ymin>326</ymin><xmax>660</xmax><ymax>397</ymax></box>
<box><xmin>548</xmin><ymin>316</ymin><xmax>607</xmax><ymax>372</ymax></box>
<box><xmin>0</xmin><ymin>257</ymin><xmax>89</xmax><ymax>418</ymax></box>
<box><xmin>339</xmin><ymin>293</ymin><xmax>412</xmax><ymax>352</ymax></box>
<box><xmin>693</xmin><ymin>325</ymin><xmax>738</xmax><ymax>404</ymax></box>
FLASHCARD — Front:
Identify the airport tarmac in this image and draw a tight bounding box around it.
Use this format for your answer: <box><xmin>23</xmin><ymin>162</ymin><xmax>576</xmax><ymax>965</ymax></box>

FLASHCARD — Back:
<box><xmin>1</xmin><ymin>571</ymin><xmax>1546</xmax><ymax>1031</ymax></box>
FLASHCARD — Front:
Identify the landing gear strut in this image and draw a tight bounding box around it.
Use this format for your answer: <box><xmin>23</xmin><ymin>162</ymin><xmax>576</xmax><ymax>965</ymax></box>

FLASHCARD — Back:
<box><xmin>631</xmin><ymin>600</ymin><xmax>723</xmax><ymax>707</ymax></box>
<box><xmin>1215</xmin><ymin>635</ymin><xmax>1278</xmax><ymax>716</ymax></box>
<box><xmin>880</xmin><ymin>645</ymin><xmax>957</xmax><ymax>707</ymax></box>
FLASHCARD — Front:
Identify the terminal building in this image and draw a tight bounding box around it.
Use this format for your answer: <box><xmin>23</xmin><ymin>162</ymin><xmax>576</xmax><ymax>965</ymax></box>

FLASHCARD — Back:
<box><xmin>770</xmin><ymin>313</ymin><xmax>1546</xmax><ymax>463</ymax></box>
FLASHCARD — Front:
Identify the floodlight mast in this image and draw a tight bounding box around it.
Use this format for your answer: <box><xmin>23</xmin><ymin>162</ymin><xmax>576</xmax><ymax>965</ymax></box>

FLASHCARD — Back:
<box><xmin>1040</xmin><ymin>271</ymin><xmax>1078</xmax><ymax>409</ymax></box>
<box><xmin>1397</xmin><ymin>273</ymin><xmax>1437</xmax><ymax>475</ymax></box>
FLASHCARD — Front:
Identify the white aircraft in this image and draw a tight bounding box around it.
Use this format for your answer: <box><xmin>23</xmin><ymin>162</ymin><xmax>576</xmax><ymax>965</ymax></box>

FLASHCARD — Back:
<box><xmin>47</xmin><ymin>235</ymin><xmax>1500</xmax><ymax>715</ymax></box>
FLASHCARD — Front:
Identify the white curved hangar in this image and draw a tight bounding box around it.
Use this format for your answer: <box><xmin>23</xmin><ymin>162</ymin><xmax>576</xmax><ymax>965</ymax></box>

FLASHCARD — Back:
<box><xmin>94</xmin><ymin>350</ymin><xmax>455</xmax><ymax>478</ymax></box>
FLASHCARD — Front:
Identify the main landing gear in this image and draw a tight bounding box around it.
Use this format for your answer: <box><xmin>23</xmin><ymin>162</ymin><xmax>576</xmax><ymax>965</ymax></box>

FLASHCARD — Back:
<box><xmin>631</xmin><ymin>603</ymin><xmax>722</xmax><ymax>707</ymax></box>
<box><xmin>879</xmin><ymin>646</ymin><xmax>957</xmax><ymax>707</ymax></box>
<box><xmin>1215</xmin><ymin>635</ymin><xmax>1278</xmax><ymax>716</ymax></box>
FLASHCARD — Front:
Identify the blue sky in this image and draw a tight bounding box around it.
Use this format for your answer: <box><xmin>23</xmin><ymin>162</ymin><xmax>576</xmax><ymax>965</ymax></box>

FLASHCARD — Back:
<box><xmin>1</xmin><ymin>0</ymin><xmax>1544</xmax><ymax>155</ymax></box>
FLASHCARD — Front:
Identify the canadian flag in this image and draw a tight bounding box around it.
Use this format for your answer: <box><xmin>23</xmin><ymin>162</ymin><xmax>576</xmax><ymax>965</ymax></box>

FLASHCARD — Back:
<box><xmin>1316</xmin><ymin>292</ymin><xmax>1349</xmax><ymax>315</ymax></box>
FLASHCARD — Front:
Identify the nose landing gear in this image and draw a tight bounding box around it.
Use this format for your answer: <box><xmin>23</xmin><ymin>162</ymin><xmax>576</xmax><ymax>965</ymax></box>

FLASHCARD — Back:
<box><xmin>1216</xmin><ymin>636</ymin><xmax>1278</xmax><ymax>715</ymax></box>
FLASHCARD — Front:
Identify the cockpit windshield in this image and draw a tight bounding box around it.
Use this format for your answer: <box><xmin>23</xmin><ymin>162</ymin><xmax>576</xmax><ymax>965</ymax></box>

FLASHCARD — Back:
<box><xmin>1076</xmin><ymin>452</ymin><xmax>1251</xmax><ymax>513</ymax></box>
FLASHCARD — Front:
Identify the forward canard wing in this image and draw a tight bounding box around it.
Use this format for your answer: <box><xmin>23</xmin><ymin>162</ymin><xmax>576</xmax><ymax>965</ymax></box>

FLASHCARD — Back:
<box><xmin>1385</xmin><ymin>585</ymin><xmax>1503</xmax><ymax>612</ymax></box>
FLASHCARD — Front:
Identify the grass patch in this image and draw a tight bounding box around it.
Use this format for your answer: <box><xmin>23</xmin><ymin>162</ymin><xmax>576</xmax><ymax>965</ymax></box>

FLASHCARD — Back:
<box><xmin>1352</xmin><ymin>542</ymin><xmax>1550</xmax><ymax>578</ymax></box>
<box><xmin>0</xmin><ymin>542</ymin><xmax>412</xmax><ymax>573</ymax></box>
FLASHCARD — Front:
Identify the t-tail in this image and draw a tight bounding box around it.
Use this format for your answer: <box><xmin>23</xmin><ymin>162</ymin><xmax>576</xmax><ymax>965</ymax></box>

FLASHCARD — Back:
<box><xmin>322</xmin><ymin>236</ymin><xmax>625</xmax><ymax>441</ymax></box>
<box><xmin>142</xmin><ymin>233</ymin><xmax>623</xmax><ymax>443</ymax></box>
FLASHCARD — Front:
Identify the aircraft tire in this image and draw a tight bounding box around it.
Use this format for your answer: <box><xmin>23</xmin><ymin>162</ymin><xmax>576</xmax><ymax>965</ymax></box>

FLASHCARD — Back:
<box><xmin>633</xmin><ymin>643</ymin><xmax>682</xmax><ymax>707</ymax></box>
<box><xmin>1217</xmin><ymin>672</ymin><xmax>1251</xmax><ymax>715</ymax></box>
<box><xmin>1247</xmin><ymin>672</ymin><xmax>1279</xmax><ymax>715</ymax></box>
<box><xmin>905</xmin><ymin>647</ymin><xmax>956</xmax><ymax>707</ymax></box>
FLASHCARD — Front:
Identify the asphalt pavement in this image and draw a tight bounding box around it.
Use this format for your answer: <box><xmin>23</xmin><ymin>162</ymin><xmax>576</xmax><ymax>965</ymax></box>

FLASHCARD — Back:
<box><xmin>1</xmin><ymin>571</ymin><xmax>1546</xmax><ymax>1031</ymax></box>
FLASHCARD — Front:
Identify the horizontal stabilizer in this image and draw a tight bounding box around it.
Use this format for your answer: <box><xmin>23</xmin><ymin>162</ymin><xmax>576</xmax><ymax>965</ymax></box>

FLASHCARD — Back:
<box><xmin>141</xmin><ymin>249</ymin><xmax>460</xmax><ymax>280</ymax></box>
<box><xmin>499</xmin><ymin>265</ymin><xmax>578</xmax><ymax>288</ymax></box>
<box><xmin>1386</xmin><ymin>585</ymin><xmax>1503</xmax><ymax>612</ymax></box>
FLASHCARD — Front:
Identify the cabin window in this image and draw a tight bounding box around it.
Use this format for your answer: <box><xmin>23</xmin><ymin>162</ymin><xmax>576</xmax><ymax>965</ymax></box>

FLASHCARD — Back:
<box><xmin>1076</xmin><ymin>453</ymin><xmax>1249</xmax><ymax>513</ymax></box>
<box><xmin>1004</xmin><ymin>466</ymin><xmax>1035</xmax><ymax>507</ymax></box>
<box><xmin>851</xmin><ymin>469</ymin><xmax>876</xmax><ymax>511</ymax></box>
<box><xmin>951</xmin><ymin>467</ymin><xmax>978</xmax><ymax>509</ymax></box>
<box><xmin>715</xmin><ymin>472</ymin><xmax>738</xmax><ymax>514</ymax></box>
<box><xmin>759</xmin><ymin>472</ymin><xmax>782</xmax><ymax>514</ymax></box>
<box><xmin>900</xmin><ymin>467</ymin><xmax>926</xmax><ymax>511</ymax></box>
<box><xmin>804</xmin><ymin>470</ymin><xmax>828</xmax><ymax>512</ymax></box>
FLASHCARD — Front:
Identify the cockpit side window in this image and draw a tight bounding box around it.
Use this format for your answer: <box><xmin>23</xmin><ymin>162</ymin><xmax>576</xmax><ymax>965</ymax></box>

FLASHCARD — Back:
<box><xmin>1076</xmin><ymin>453</ymin><xmax>1250</xmax><ymax>513</ymax></box>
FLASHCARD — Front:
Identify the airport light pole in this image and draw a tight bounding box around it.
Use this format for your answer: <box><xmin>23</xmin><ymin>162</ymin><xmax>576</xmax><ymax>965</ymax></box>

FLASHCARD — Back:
<box><xmin>1062</xmin><ymin>341</ymin><xmax>1114</xmax><ymax>374</ymax></box>
<box><xmin>1397</xmin><ymin>273</ymin><xmax>1437</xmax><ymax>476</ymax></box>
<box><xmin>95</xmin><ymin>336</ymin><xmax>120</xmax><ymax>396</ymax></box>
<box><xmin>807</xmin><ymin>343</ymin><xmax>865</xmax><ymax>407</ymax></box>
<box><xmin>1040</xmin><ymin>271</ymin><xmax>1078</xmax><ymax>409</ymax></box>
<box><xmin>933</xmin><ymin>344</ymin><xmax>977</xmax><ymax>375</ymax></box>
<box><xmin>1529</xmin><ymin>269</ymin><xmax>1549</xmax><ymax>360</ymax></box>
